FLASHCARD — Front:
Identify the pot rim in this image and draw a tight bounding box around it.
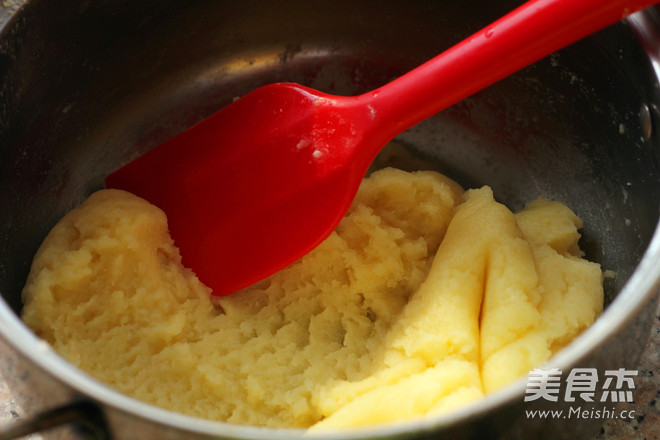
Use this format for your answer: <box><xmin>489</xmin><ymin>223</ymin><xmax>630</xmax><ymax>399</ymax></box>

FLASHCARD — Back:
<box><xmin>1</xmin><ymin>4</ymin><xmax>660</xmax><ymax>439</ymax></box>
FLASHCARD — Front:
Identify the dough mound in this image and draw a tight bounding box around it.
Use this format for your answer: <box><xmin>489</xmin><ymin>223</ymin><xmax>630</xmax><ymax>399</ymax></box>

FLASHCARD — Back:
<box><xmin>21</xmin><ymin>168</ymin><xmax>603</xmax><ymax>429</ymax></box>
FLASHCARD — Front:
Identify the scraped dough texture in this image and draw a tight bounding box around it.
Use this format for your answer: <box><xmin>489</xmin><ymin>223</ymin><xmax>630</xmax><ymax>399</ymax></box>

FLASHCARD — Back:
<box><xmin>21</xmin><ymin>168</ymin><xmax>603</xmax><ymax>429</ymax></box>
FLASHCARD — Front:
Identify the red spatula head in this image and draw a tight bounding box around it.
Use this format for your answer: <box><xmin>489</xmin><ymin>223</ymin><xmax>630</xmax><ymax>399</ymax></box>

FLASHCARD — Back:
<box><xmin>106</xmin><ymin>84</ymin><xmax>382</xmax><ymax>296</ymax></box>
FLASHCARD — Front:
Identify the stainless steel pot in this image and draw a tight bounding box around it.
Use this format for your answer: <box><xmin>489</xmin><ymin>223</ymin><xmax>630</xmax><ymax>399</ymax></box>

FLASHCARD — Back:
<box><xmin>1</xmin><ymin>1</ymin><xmax>659</xmax><ymax>439</ymax></box>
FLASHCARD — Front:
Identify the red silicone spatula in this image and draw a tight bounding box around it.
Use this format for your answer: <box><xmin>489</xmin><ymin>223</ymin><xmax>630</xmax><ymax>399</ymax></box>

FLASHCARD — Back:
<box><xmin>106</xmin><ymin>0</ymin><xmax>656</xmax><ymax>296</ymax></box>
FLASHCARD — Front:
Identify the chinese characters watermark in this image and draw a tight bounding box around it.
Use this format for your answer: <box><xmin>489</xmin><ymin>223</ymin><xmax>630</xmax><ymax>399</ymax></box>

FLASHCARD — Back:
<box><xmin>525</xmin><ymin>367</ymin><xmax>637</xmax><ymax>403</ymax></box>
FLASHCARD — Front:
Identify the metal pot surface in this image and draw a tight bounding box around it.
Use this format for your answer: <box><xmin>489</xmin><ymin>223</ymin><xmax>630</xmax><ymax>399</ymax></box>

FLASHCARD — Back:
<box><xmin>1</xmin><ymin>1</ymin><xmax>660</xmax><ymax>439</ymax></box>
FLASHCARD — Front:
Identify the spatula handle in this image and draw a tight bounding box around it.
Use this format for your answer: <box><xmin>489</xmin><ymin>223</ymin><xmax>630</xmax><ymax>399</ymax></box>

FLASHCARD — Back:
<box><xmin>362</xmin><ymin>0</ymin><xmax>657</xmax><ymax>139</ymax></box>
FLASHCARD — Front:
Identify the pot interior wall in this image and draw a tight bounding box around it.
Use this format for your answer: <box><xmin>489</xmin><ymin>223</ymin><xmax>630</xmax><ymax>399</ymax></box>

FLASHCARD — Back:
<box><xmin>1</xmin><ymin>0</ymin><xmax>660</xmax><ymax>319</ymax></box>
